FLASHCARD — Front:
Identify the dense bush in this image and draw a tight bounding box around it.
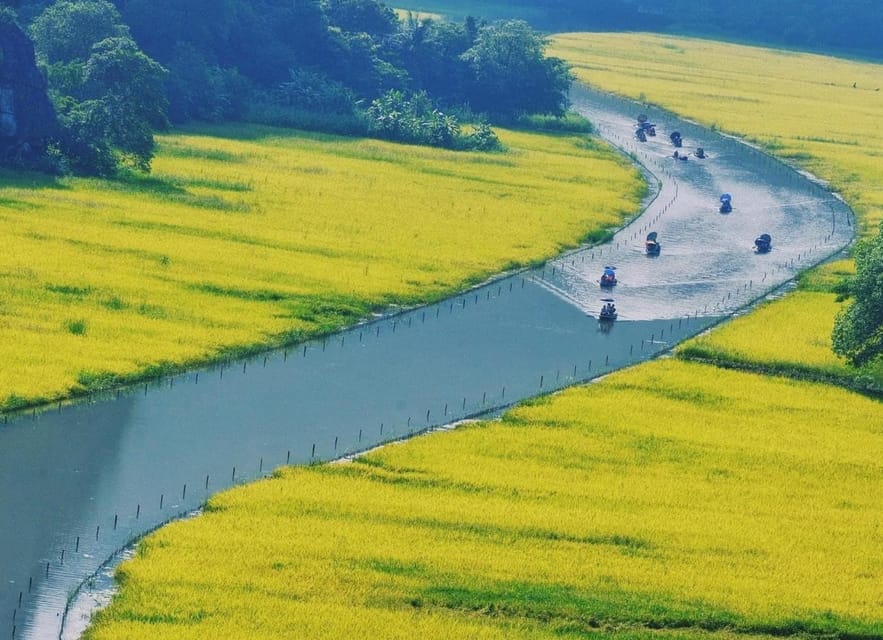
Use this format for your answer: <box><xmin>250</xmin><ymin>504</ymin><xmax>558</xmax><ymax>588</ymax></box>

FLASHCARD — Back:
<box><xmin>366</xmin><ymin>90</ymin><xmax>501</xmax><ymax>151</ymax></box>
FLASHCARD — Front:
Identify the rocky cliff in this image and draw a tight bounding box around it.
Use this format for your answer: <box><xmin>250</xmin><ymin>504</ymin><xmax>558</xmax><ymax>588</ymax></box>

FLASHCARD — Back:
<box><xmin>0</xmin><ymin>18</ymin><xmax>56</xmax><ymax>165</ymax></box>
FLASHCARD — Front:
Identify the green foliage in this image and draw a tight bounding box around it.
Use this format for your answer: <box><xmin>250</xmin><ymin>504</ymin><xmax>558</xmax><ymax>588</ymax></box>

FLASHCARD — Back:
<box><xmin>367</xmin><ymin>89</ymin><xmax>457</xmax><ymax>147</ymax></box>
<box><xmin>271</xmin><ymin>69</ymin><xmax>359</xmax><ymax>115</ymax></box>
<box><xmin>366</xmin><ymin>90</ymin><xmax>500</xmax><ymax>151</ymax></box>
<box><xmin>18</xmin><ymin>0</ymin><xmax>575</xmax><ymax>163</ymax></box>
<box><xmin>163</xmin><ymin>43</ymin><xmax>249</xmax><ymax>122</ymax></box>
<box><xmin>0</xmin><ymin>6</ymin><xmax>19</xmax><ymax>26</ymax></box>
<box><xmin>29</xmin><ymin>0</ymin><xmax>127</xmax><ymax>64</ymax></box>
<box><xmin>461</xmin><ymin>20</ymin><xmax>573</xmax><ymax>119</ymax></box>
<box><xmin>30</xmin><ymin>1</ymin><xmax>167</xmax><ymax>175</ymax></box>
<box><xmin>401</xmin><ymin>17</ymin><xmax>476</xmax><ymax>105</ymax></box>
<box><xmin>65</xmin><ymin>318</ymin><xmax>88</xmax><ymax>335</ymax></box>
<box><xmin>461</xmin><ymin>121</ymin><xmax>501</xmax><ymax>151</ymax></box>
<box><xmin>833</xmin><ymin>221</ymin><xmax>883</xmax><ymax>366</ymax></box>
<box><xmin>515</xmin><ymin>111</ymin><xmax>594</xmax><ymax>134</ymax></box>
<box><xmin>246</xmin><ymin>102</ymin><xmax>368</xmax><ymax>136</ymax></box>
<box><xmin>324</xmin><ymin>0</ymin><xmax>398</xmax><ymax>36</ymax></box>
<box><xmin>82</xmin><ymin>36</ymin><xmax>168</xmax><ymax>170</ymax></box>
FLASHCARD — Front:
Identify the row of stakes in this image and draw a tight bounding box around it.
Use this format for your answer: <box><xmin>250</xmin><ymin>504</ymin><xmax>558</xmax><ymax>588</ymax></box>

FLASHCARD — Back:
<box><xmin>6</xmin><ymin>312</ymin><xmax>712</xmax><ymax>638</ymax></box>
<box><xmin>0</xmin><ymin>276</ymin><xmax>543</xmax><ymax>425</ymax></box>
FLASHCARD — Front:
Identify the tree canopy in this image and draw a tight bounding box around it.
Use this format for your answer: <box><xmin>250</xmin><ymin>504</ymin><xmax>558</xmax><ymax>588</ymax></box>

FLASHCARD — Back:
<box><xmin>462</xmin><ymin>20</ymin><xmax>572</xmax><ymax>118</ymax></box>
<box><xmin>28</xmin><ymin>0</ymin><xmax>166</xmax><ymax>175</ymax></box>
<box><xmin>832</xmin><ymin>222</ymin><xmax>883</xmax><ymax>367</ymax></box>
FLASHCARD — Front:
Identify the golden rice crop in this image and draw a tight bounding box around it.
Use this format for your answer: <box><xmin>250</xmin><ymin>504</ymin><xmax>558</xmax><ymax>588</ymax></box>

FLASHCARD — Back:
<box><xmin>677</xmin><ymin>291</ymin><xmax>847</xmax><ymax>369</ymax></box>
<box><xmin>85</xmin><ymin>359</ymin><xmax>883</xmax><ymax>640</ymax></box>
<box><xmin>0</xmin><ymin>124</ymin><xmax>643</xmax><ymax>410</ymax></box>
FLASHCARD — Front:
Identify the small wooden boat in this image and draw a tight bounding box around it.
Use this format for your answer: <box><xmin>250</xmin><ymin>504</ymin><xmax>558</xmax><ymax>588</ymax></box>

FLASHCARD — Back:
<box><xmin>645</xmin><ymin>231</ymin><xmax>661</xmax><ymax>256</ymax></box>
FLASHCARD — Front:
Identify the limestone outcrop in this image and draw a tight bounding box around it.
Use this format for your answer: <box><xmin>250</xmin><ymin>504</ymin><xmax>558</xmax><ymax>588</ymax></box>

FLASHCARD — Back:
<box><xmin>0</xmin><ymin>18</ymin><xmax>56</xmax><ymax>165</ymax></box>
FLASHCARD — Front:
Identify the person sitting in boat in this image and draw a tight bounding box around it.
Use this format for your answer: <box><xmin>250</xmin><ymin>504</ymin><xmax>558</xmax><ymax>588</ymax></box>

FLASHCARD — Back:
<box><xmin>600</xmin><ymin>267</ymin><xmax>617</xmax><ymax>286</ymax></box>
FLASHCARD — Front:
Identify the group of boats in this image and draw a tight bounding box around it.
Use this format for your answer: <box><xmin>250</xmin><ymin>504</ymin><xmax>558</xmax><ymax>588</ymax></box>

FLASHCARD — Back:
<box><xmin>595</xmin><ymin>116</ymin><xmax>777</xmax><ymax>322</ymax></box>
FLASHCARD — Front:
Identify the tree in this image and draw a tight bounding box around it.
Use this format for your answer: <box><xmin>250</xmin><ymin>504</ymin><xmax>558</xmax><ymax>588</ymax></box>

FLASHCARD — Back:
<box><xmin>30</xmin><ymin>0</ymin><xmax>167</xmax><ymax>174</ymax></box>
<box><xmin>461</xmin><ymin>20</ymin><xmax>572</xmax><ymax>120</ymax></box>
<box><xmin>832</xmin><ymin>222</ymin><xmax>883</xmax><ymax>366</ymax></box>
<box><xmin>402</xmin><ymin>18</ymin><xmax>475</xmax><ymax>105</ymax></box>
<box><xmin>82</xmin><ymin>36</ymin><xmax>168</xmax><ymax>170</ymax></box>
<box><xmin>323</xmin><ymin>0</ymin><xmax>398</xmax><ymax>37</ymax></box>
<box><xmin>29</xmin><ymin>0</ymin><xmax>127</xmax><ymax>64</ymax></box>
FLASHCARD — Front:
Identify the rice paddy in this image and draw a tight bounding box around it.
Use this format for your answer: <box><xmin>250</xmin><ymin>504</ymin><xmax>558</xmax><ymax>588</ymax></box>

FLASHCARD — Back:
<box><xmin>0</xmin><ymin>124</ymin><xmax>644</xmax><ymax>410</ymax></box>
<box><xmin>676</xmin><ymin>290</ymin><xmax>883</xmax><ymax>382</ymax></box>
<box><xmin>83</xmin><ymin>359</ymin><xmax>883</xmax><ymax>639</ymax></box>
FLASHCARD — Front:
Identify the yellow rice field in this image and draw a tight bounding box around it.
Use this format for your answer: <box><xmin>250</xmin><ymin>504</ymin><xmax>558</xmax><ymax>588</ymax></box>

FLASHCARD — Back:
<box><xmin>676</xmin><ymin>291</ymin><xmax>883</xmax><ymax>381</ymax></box>
<box><xmin>0</xmin><ymin>125</ymin><xmax>643</xmax><ymax>410</ymax></box>
<box><xmin>85</xmin><ymin>359</ymin><xmax>883</xmax><ymax>639</ymax></box>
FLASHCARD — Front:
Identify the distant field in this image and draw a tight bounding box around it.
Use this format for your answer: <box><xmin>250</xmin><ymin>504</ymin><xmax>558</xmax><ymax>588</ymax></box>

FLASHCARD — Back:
<box><xmin>84</xmin><ymin>359</ymin><xmax>883</xmax><ymax>639</ymax></box>
<box><xmin>394</xmin><ymin>7</ymin><xmax>443</xmax><ymax>21</ymax></box>
<box><xmin>550</xmin><ymin>33</ymin><xmax>883</xmax><ymax>234</ymax></box>
<box><xmin>550</xmin><ymin>33</ymin><xmax>883</xmax><ymax>383</ymax></box>
<box><xmin>0</xmin><ymin>125</ymin><xmax>643</xmax><ymax>410</ymax></box>
<box><xmin>393</xmin><ymin>1</ymin><xmax>539</xmax><ymax>22</ymax></box>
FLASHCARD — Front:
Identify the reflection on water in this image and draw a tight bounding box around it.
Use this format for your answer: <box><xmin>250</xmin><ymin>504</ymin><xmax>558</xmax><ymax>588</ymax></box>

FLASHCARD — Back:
<box><xmin>0</xmin><ymin>84</ymin><xmax>852</xmax><ymax>640</ymax></box>
<box><xmin>555</xmin><ymin>85</ymin><xmax>853</xmax><ymax>321</ymax></box>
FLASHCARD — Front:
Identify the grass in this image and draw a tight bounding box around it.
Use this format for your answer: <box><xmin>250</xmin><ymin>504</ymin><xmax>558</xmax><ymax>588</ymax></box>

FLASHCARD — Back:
<box><xmin>83</xmin><ymin>360</ymin><xmax>883</xmax><ymax>639</ymax></box>
<box><xmin>677</xmin><ymin>291</ymin><xmax>883</xmax><ymax>390</ymax></box>
<box><xmin>548</xmin><ymin>33</ymin><xmax>883</xmax><ymax>385</ymax></box>
<box><xmin>0</xmin><ymin>123</ymin><xmax>644</xmax><ymax>411</ymax></box>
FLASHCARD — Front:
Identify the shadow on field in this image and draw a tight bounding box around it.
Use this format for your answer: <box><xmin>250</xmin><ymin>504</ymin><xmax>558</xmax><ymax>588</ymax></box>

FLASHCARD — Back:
<box><xmin>0</xmin><ymin>168</ymin><xmax>68</xmax><ymax>209</ymax></box>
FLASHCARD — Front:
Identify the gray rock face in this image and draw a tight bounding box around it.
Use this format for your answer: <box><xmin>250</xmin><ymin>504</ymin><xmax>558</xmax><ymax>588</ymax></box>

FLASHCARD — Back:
<box><xmin>0</xmin><ymin>19</ymin><xmax>56</xmax><ymax>164</ymax></box>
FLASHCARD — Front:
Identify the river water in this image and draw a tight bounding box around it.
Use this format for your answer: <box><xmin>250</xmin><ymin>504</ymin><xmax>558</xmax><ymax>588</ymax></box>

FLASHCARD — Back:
<box><xmin>0</xmin><ymin>85</ymin><xmax>853</xmax><ymax>640</ymax></box>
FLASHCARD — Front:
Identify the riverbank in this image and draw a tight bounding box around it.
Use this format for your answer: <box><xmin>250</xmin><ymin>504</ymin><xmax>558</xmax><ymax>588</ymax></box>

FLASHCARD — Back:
<box><xmin>0</xmin><ymin>124</ymin><xmax>645</xmax><ymax>414</ymax></box>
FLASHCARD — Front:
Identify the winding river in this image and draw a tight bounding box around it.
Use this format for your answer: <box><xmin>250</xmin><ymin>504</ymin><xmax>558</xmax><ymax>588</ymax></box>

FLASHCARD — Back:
<box><xmin>0</xmin><ymin>85</ymin><xmax>853</xmax><ymax>640</ymax></box>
